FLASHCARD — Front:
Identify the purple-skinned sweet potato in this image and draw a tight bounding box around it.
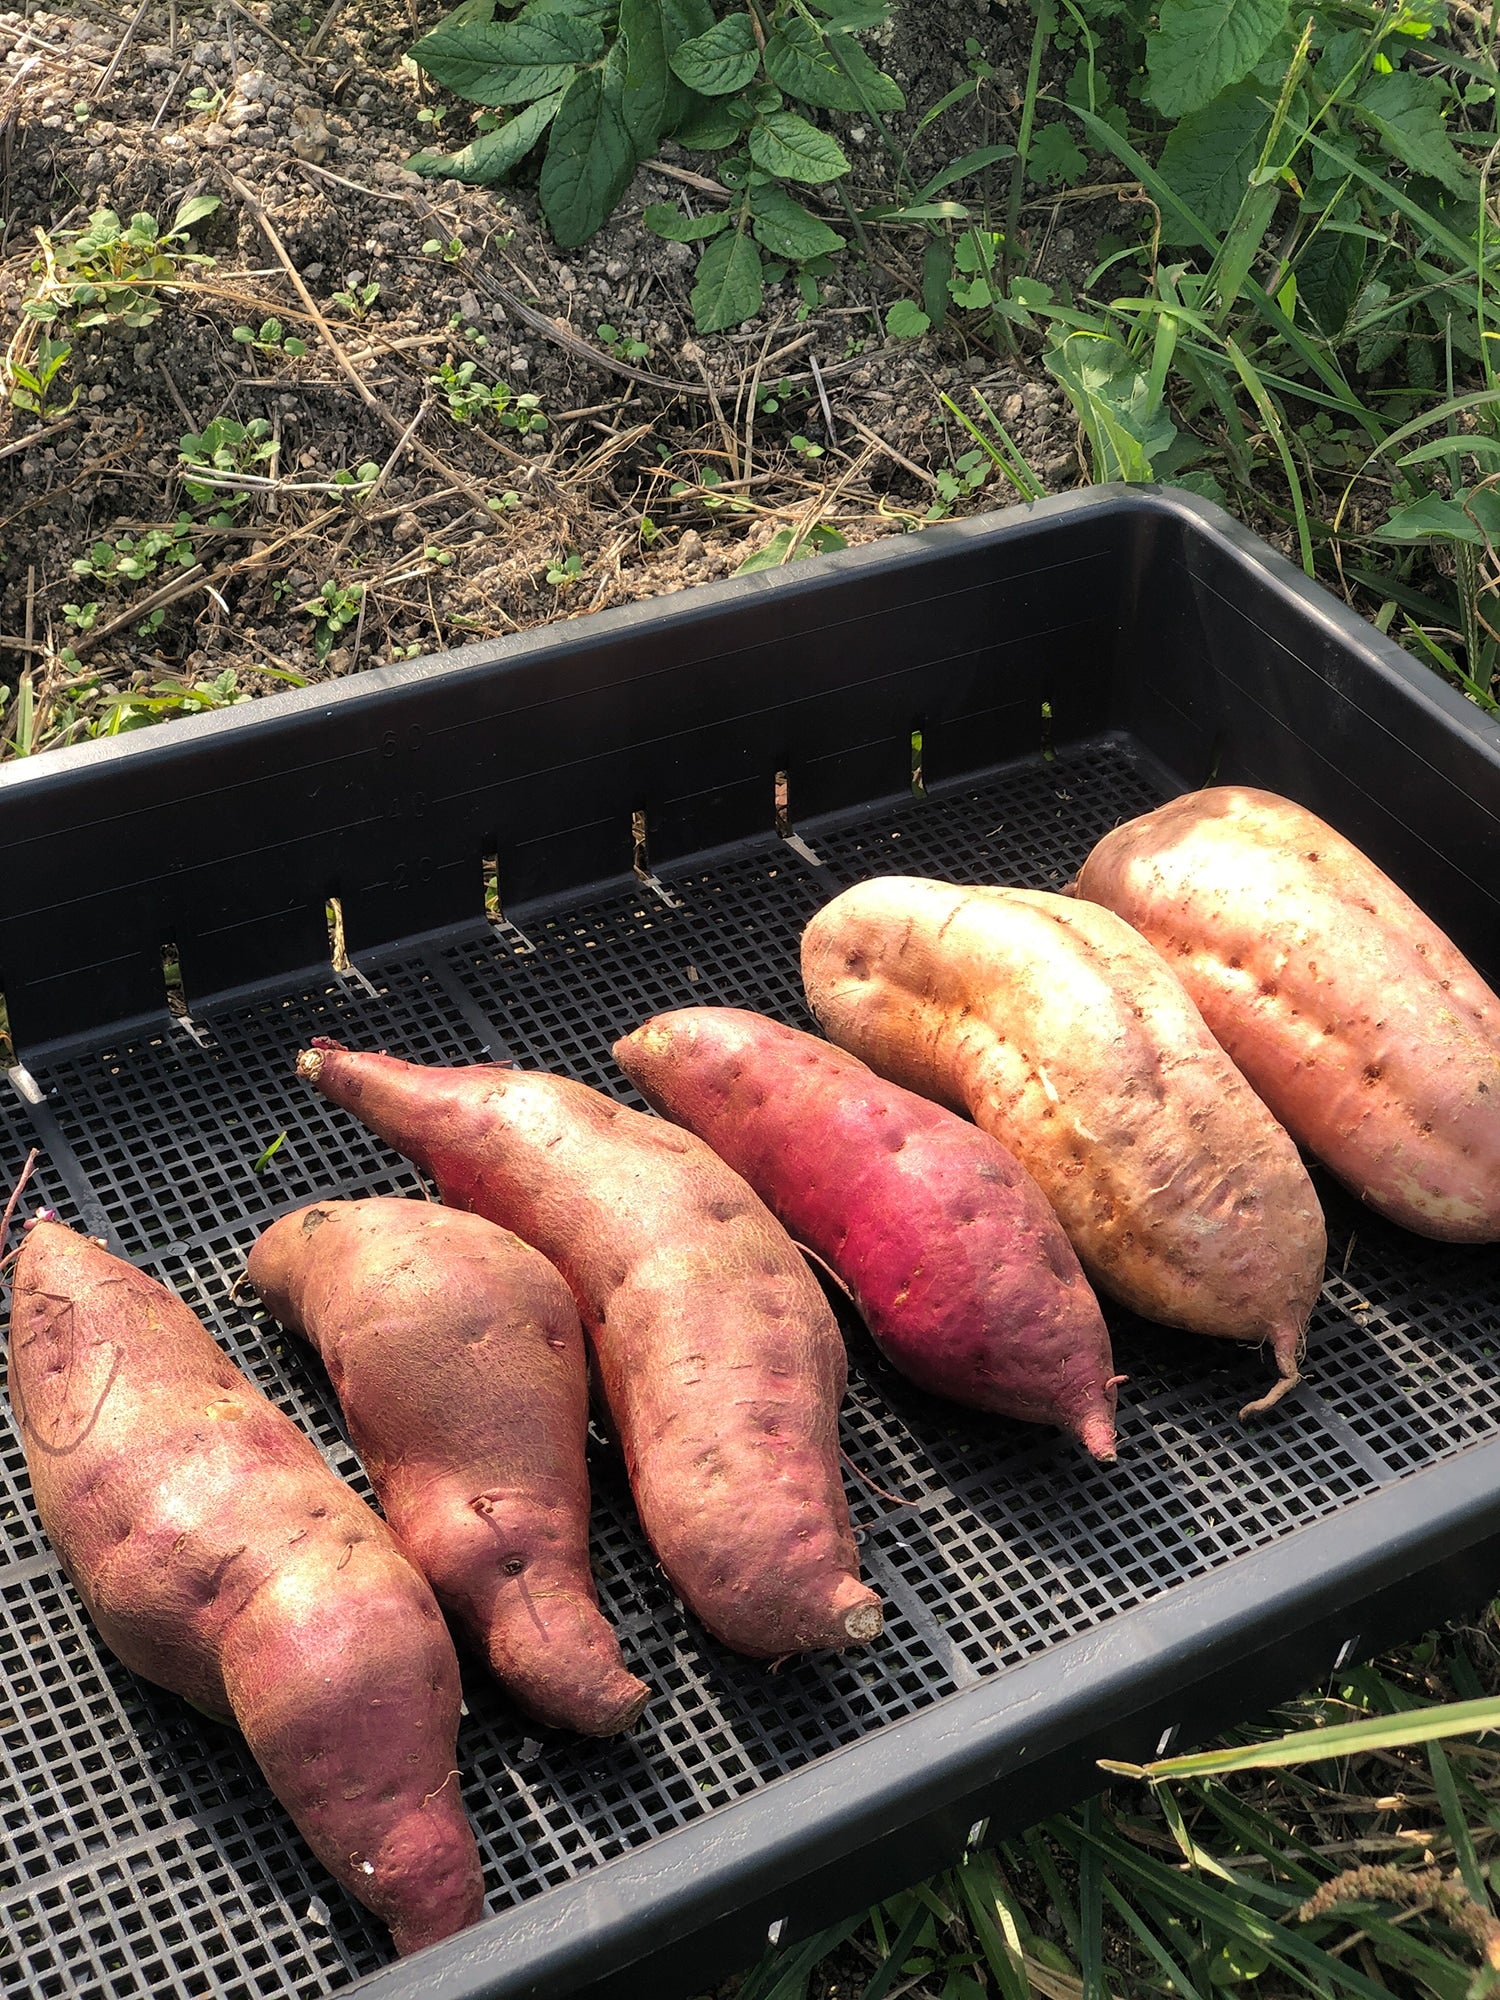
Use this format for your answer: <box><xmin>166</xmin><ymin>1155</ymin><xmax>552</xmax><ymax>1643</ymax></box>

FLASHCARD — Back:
<box><xmin>7</xmin><ymin>1219</ymin><xmax>483</xmax><ymax>1956</ymax></box>
<box><xmin>802</xmin><ymin>878</ymin><xmax>1328</xmax><ymax>1416</ymax></box>
<box><xmin>613</xmin><ymin>1007</ymin><xmax>1120</xmax><ymax>1459</ymax></box>
<box><xmin>295</xmin><ymin>1041</ymin><xmax>883</xmax><ymax>1661</ymax></box>
<box><xmin>248</xmin><ymin>1196</ymin><xmax>648</xmax><ymax>1736</ymax></box>
<box><xmin>1076</xmin><ymin>786</ymin><xmax>1500</xmax><ymax>1242</ymax></box>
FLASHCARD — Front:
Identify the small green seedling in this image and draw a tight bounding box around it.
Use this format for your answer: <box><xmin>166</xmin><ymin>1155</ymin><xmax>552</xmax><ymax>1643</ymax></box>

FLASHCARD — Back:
<box><xmin>26</xmin><ymin>196</ymin><xmax>220</xmax><ymax>332</ymax></box>
<box><xmin>789</xmin><ymin>434</ymin><xmax>824</xmax><ymax>461</ymax></box>
<box><xmin>429</xmin><ymin>360</ymin><xmax>546</xmax><ymax>433</ymax></box>
<box><xmin>178</xmin><ymin>416</ymin><xmax>277</xmax><ymax>503</ymax></box>
<box><xmin>422</xmin><ymin>237</ymin><xmax>465</xmax><ymax>264</ymax></box>
<box><xmin>301</xmin><ymin>579</ymin><xmax>364</xmax><ymax>658</ymax></box>
<box><xmin>9</xmin><ymin>335</ymin><xmax>75</xmax><ymax>419</ymax></box>
<box><xmin>546</xmin><ymin>551</ymin><xmax>584</xmax><ymax>587</ymax></box>
<box><xmin>597</xmin><ymin>322</ymin><xmax>650</xmax><ymax>362</ymax></box>
<box><xmin>252</xmin><ymin>1132</ymin><xmax>287</xmax><ymax>1173</ymax></box>
<box><xmin>74</xmin><ymin>525</ymin><xmax>196</xmax><ymax>587</ymax></box>
<box><xmin>232</xmin><ymin>318</ymin><xmax>308</xmax><ymax>359</ymax></box>
<box><xmin>330</xmin><ymin>280</ymin><xmax>380</xmax><ymax>318</ymax></box>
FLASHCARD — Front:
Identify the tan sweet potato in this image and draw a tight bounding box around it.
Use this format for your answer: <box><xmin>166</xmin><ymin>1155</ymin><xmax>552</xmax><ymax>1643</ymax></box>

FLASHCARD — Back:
<box><xmin>1076</xmin><ymin>786</ymin><xmax>1500</xmax><ymax>1242</ymax></box>
<box><xmin>295</xmin><ymin>1042</ymin><xmax>883</xmax><ymax>1659</ymax></box>
<box><xmin>248</xmin><ymin>1197</ymin><xmax>648</xmax><ymax>1736</ymax></box>
<box><xmin>614</xmin><ymin>1006</ymin><xmax>1121</xmax><ymax>1459</ymax></box>
<box><xmin>802</xmin><ymin>878</ymin><xmax>1327</xmax><ymax>1414</ymax></box>
<box><xmin>8</xmin><ymin>1220</ymin><xmax>484</xmax><ymax>1957</ymax></box>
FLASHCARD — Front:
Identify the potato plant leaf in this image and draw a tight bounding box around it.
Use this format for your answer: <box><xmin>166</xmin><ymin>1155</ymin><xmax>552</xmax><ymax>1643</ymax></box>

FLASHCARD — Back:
<box><xmin>642</xmin><ymin>201</ymin><xmax>732</xmax><ymax>240</ymax></box>
<box><xmin>1147</xmin><ymin>0</ymin><xmax>1288</xmax><ymax>119</ymax></box>
<box><xmin>832</xmin><ymin>36</ymin><xmax>904</xmax><ymax>112</ymax></box>
<box><xmin>1157</xmin><ymin>80</ymin><xmax>1270</xmax><ymax>243</ymax></box>
<box><xmin>669</xmin><ymin>13</ymin><xmax>759</xmax><ymax>97</ymax></box>
<box><xmin>748</xmin><ymin>109</ymin><xmax>849</xmax><ymax>184</ymax></box>
<box><xmin>691</xmin><ymin>226</ymin><xmax>764</xmax><ymax>331</ymax></box>
<box><xmin>408</xmin><ymin>10</ymin><xmax>601</xmax><ymax>104</ymax></box>
<box><xmin>620</xmin><ymin>0</ymin><xmax>671</xmax><ymax>154</ymax></box>
<box><xmin>762</xmin><ymin>16</ymin><xmax>863</xmax><ymax>111</ymax></box>
<box><xmin>673</xmin><ymin>92</ymin><xmax>746</xmax><ymax>147</ymax></box>
<box><xmin>406</xmin><ymin>89</ymin><xmax>564</xmax><ymax>182</ymax></box>
<box><xmin>1353</xmin><ymin>68</ymin><xmax>1475</xmax><ymax>199</ymax></box>
<box><xmin>538</xmin><ymin>64</ymin><xmax>638</xmax><ymax>247</ymax></box>
<box><xmin>747</xmin><ymin>180</ymin><xmax>843</xmax><ymax>259</ymax></box>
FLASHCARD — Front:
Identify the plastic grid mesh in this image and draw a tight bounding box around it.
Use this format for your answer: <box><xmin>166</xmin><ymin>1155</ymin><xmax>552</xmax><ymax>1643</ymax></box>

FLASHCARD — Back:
<box><xmin>4</xmin><ymin>736</ymin><xmax>1500</xmax><ymax>2000</ymax></box>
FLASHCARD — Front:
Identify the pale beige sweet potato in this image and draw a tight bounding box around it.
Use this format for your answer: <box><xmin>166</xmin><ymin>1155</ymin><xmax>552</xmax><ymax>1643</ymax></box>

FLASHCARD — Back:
<box><xmin>295</xmin><ymin>1042</ymin><xmax>883</xmax><ymax>1659</ymax></box>
<box><xmin>1076</xmin><ymin>786</ymin><xmax>1500</xmax><ymax>1242</ymax></box>
<box><xmin>8</xmin><ymin>1220</ymin><xmax>484</xmax><ymax>1956</ymax></box>
<box><xmin>248</xmin><ymin>1197</ymin><xmax>648</xmax><ymax>1736</ymax></box>
<box><xmin>802</xmin><ymin>877</ymin><xmax>1327</xmax><ymax>1414</ymax></box>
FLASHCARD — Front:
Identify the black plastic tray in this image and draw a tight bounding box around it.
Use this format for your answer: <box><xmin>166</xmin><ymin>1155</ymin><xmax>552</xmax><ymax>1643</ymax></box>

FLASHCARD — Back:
<box><xmin>3</xmin><ymin>487</ymin><xmax>1500</xmax><ymax>2000</ymax></box>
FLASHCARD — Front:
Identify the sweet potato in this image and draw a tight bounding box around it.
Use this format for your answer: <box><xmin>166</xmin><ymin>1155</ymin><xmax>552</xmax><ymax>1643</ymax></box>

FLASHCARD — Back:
<box><xmin>7</xmin><ymin>1220</ymin><xmax>483</xmax><ymax>1956</ymax></box>
<box><xmin>248</xmin><ymin>1197</ymin><xmax>648</xmax><ymax>1736</ymax></box>
<box><xmin>1076</xmin><ymin>786</ymin><xmax>1500</xmax><ymax>1243</ymax></box>
<box><xmin>295</xmin><ymin>1042</ymin><xmax>883</xmax><ymax>1659</ymax></box>
<box><xmin>613</xmin><ymin>1006</ymin><xmax>1121</xmax><ymax>1459</ymax></box>
<box><xmin>802</xmin><ymin>878</ymin><xmax>1327</xmax><ymax>1414</ymax></box>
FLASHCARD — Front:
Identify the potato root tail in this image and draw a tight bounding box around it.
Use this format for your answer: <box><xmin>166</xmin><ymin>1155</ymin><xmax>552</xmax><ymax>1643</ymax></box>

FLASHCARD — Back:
<box><xmin>1238</xmin><ymin>1330</ymin><xmax>1304</xmax><ymax>1420</ymax></box>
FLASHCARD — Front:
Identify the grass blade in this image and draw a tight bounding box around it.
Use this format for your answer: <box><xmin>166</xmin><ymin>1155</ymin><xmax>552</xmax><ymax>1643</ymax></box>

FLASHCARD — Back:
<box><xmin>1102</xmin><ymin>1690</ymin><xmax>1500</xmax><ymax>1780</ymax></box>
<box><xmin>1224</xmin><ymin>336</ymin><xmax>1315</xmax><ymax>576</ymax></box>
<box><xmin>1078</xmin><ymin>1797</ymin><xmax>1105</xmax><ymax>2000</ymax></box>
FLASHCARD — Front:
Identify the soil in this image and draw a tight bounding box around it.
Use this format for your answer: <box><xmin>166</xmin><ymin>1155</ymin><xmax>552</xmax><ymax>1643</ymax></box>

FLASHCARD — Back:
<box><xmin>0</xmin><ymin>0</ymin><xmax>1098</xmax><ymax>738</ymax></box>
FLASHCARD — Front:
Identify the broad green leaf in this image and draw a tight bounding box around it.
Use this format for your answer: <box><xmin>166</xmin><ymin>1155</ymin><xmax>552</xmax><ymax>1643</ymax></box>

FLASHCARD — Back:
<box><xmin>1157</xmin><ymin>80</ymin><xmax>1270</xmax><ymax>244</ymax></box>
<box><xmin>538</xmin><ymin>65</ymin><xmax>637</xmax><ymax>246</ymax></box>
<box><xmin>1027</xmin><ymin>120</ymin><xmax>1085</xmax><ymax>186</ymax></box>
<box><xmin>406</xmin><ymin>89</ymin><xmax>563</xmax><ymax>180</ymax></box>
<box><xmin>620</xmin><ymin>0</ymin><xmax>671</xmax><ymax>154</ymax></box>
<box><xmin>736</xmin><ymin>523</ymin><xmax>847</xmax><ymax>572</ymax></box>
<box><xmin>1045</xmin><ymin>330</ymin><xmax>1176</xmax><ymax>482</ymax></box>
<box><xmin>747</xmin><ymin>109</ymin><xmax>849</xmax><ymax>183</ymax></box>
<box><xmin>833</xmin><ymin>37</ymin><xmax>904</xmax><ymax>113</ymax></box>
<box><xmin>1147</xmin><ymin>0</ymin><xmax>1288</xmax><ymax>119</ymax></box>
<box><xmin>1294</xmin><ymin>212</ymin><xmax>1365</xmax><ymax>337</ymax></box>
<box><xmin>669</xmin><ymin>14</ymin><xmax>759</xmax><ymax>97</ymax></box>
<box><xmin>690</xmin><ymin>227</ymin><xmax>763</xmax><ymax>331</ymax></box>
<box><xmin>885</xmin><ymin>299</ymin><xmax>930</xmax><ymax>338</ymax></box>
<box><xmin>1374</xmin><ymin>489</ymin><xmax>1500</xmax><ymax>544</ymax></box>
<box><xmin>763</xmin><ymin>17</ymin><xmax>862</xmax><ymax>111</ymax></box>
<box><xmin>642</xmin><ymin>200</ymin><xmax>732</xmax><ymax>240</ymax></box>
<box><xmin>672</xmin><ymin>93</ymin><xmax>746</xmax><ymax>147</ymax></box>
<box><xmin>171</xmin><ymin>193</ymin><xmax>220</xmax><ymax>232</ymax></box>
<box><xmin>807</xmin><ymin>0</ymin><xmax>886</xmax><ymax>26</ymax></box>
<box><xmin>662</xmin><ymin>0</ymin><xmax>712</xmax><ymax>34</ymax></box>
<box><xmin>1354</xmin><ymin>68</ymin><xmax>1474</xmax><ymax>198</ymax></box>
<box><xmin>748</xmin><ymin>180</ymin><xmax>843</xmax><ymax>259</ymax></box>
<box><xmin>408</xmin><ymin>11</ymin><xmax>600</xmax><ymax>104</ymax></box>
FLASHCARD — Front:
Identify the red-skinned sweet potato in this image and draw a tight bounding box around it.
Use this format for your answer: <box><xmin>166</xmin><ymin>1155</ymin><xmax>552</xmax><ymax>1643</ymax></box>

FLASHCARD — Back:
<box><xmin>7</xmin><ymin>1220</ymin><xmax>483</xmax><ymax>1956</ymax></box>
<box><xmin>248</xmin><ymin>1197</ymin><xmax>648</xmax><ymax>1736</ymax></box>
<box><xmin>1076</xmin><ymin>786</ymin><xmax>1500</xmax><ymax>1242</ymax></box>
<box><xmin>295</xmin><ymin>1042</ymin><xmax>883</xmax><ymax>1660</ymax></box>
<box><xmin>802</xmin><ymin>878</ymin><xmax>1327</xmax><ymax>1415</ymax></box>
<box><xmin>613</xmin><ymin>1006</ymin><xmax>1121</xmax><ymax>1459</ymax></box>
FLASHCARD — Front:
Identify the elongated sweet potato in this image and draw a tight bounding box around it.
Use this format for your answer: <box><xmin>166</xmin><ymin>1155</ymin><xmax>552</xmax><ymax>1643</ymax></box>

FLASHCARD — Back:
<box><xmin>295</xmin><ymin>1042</ymin><xmax>883</xmax><ymax>1659</ymax></box>
<box><xmin>802</xmin><ymin>878</ymin><xmax>1327</xmax><ymax>1414</ymax></box>
<box><xmin>249</xmin><ymin>1198</ymin><xmax>649</xmax><ymax>1736</ymax></box>
<box><xmin>614</xmin><ymin>1006</ymin><xmax>1121</xmax><ymax>1459</ymax></box>
<box><xmin>1076</xmin><ymin>786</ymin><xmax>1500</xmax><ymax>1243</ymax></box>
<box><xmin>7</xmin><ymin>1220</ymin><xmax>483</xmax><ymax>1956</ymax></box>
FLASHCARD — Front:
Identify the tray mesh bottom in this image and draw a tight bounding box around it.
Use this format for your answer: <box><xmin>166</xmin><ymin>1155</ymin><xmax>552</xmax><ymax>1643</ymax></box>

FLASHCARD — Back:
<box><xmin>4</xmin><ymin>737</ymin><xmax>1499</xmax><ymax>2000</ymax></box>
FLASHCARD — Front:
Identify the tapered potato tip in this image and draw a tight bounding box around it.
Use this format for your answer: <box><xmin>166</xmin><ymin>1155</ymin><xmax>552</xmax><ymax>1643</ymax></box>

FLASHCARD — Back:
<box><xmin>1076</xmin><ymin>1410</ymin><xmax>1118</xmax><ymax>1464</ymax></box>
<box><xmin>1238</xmin><ymin>1327</ymin><xmax>1304</xmax><ymax>1421</ymax></box>
<box><xmin>833</xmin><ymin>1577</ymin><xmax>883</xmax><ymax>1645</ymax></box>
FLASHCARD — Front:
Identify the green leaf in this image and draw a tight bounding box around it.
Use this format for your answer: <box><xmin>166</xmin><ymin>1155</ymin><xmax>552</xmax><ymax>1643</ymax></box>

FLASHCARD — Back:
<box><xmin>1157</xmin><ymin>80</ymin><xmax>1270</xmax><ymax>244</ymax></box>
<box><xmin>662</xmin><ymin>0</ymin><xmax>712</xmax><ymax>34</ymax></box>
<box><xmin>672</xmin><ymin>93</ymin><xmax>746</xmax><ymax>147</ymax></box>
<box><xmin>736</xmin><ymin>522</ymin><xmax>847</xmax><ymax>572</ymax></box>
<box><xmin>832</xmin><ymin>37</ymin><xmax>904</xmax><ymax>113</ymax></box>
<box><xmin>1045</xmin><ymin>330</ymin><xmax>1176</xmax><ymax>482</ymax></box>
<box><xmin>408</xmin><ymin>11</ymin><xmax>600</xmax><ymax>104</ymax></box>
<box><xmin>620</xmin><ymin>0</ymin><xmax>670</xmax><ymax>154</ymax></box>
<box><xmin>669</xmin><ymin>13</ymin><xmax>759</xmax><ymax>96</ymax></box>
<box><xmin>747</xmin><ymin>180</ymin><xmax>843</xmax><ymax>259</ymax></box>
<box><xmin>807</xmin><ymin>0</ymin><xmax>886</xmax><ymax>26</ymax></box>
<box><xmin>538</xmin><ymin>64</ymin><xmax>637</xmax><ymax>246</ymax></box>
<box><xmin>171</xmin><ymin>193</ymin><xmax>220</xmax><ymax>232</ymax></box>
<box><xmin>1374</xmin><ymin>489</ymin><xmax>1500</xmax><ymax>544</ymax></box>
<box><xmin>919</xmin><ymin>143</ymin><xmax>1014</xmax><ymax>200</ymax></box>
<box><xmin>1147</xmin><ymin>0</ymin><xmax>1288</xmax><ymax>119</ymax></box>
<box><xmin>691</xmin><ymin>227</ymin><xmax>763</xmax><ymax>331</ymax></box>
<box><xmin>1028</xmin><ymin>120</ymin><xmax>1085</xmax><ymax>186</ymax></box>
<box><xmin>885</xmin><ymin>299</ymin><xmax>930</xmax><ymax>338</ymax></box>
<box><xmin>406</xmin><ymin>89</ymin><xmax>564</xmax><ymax>181</ymax></box>
<box><xmin>642</xmin><ymin>200</ymin><xmax>732</xmax><ymax>240</ymax></box>
<box><xmin>1294</xmin><ymin>213</ymin><xmax>1365</xmax><ymax>338</ymax></box>
<box><xmin>747</xmin><ymin>109</ymin><xmax>849</xmax><ymax>184</ymax></box>
<box><xmin>763</xmin><ymin>16</ymin><xmax>862</xmax><ymax>111</ymax></box>
<box><xmin>1353</xmin><ymin>68</ymin><xmax>1474</xmax><ymax>198</ymax></box>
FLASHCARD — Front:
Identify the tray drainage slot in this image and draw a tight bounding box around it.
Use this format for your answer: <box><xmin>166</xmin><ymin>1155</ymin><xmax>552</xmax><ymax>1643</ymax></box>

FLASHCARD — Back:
<box><xmin>483</xmin><ymin>852</ymin><xmax>537</xmax><ymax>953</ymax></box>
<box><xmin>774</xmin><ymin>769</ymin><xmax>826</xmax><ymax>868</ymax></box>
<box><xmin>632</xmin><ymin>809</ymin><xmax>682</xmax><ymax>909</ymax></box>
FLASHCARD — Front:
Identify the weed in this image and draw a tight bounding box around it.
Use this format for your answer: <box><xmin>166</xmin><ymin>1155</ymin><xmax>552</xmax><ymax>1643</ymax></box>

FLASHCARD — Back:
<box><xmin>8</xmin><ymin>334</ymin><xmax>75</xmax><ymax>420</ymax></box>
<box><xmin>73</xmin><ymin>526</ymin><xmax>195</xmax><ymax>588</ymax></box>
<box><xmin>300</xmin><ymin>579</ymin><xmax>363</xmax><ymax>658</ymax></box>
<box><xmin>329</xmin><ymin>280</ymin><xmax>381</xmax><ymax>318</ymax></box>
<box><xmin>788</xmin><ymin>433</ymin><xmax>824</xmax><ymax>461</ymax></box>
<box><xmin>546</xmin><ymin>551</ymin><xmax>584</xmax><ymax>587</ymax></box>
<box><xmin>178</xmin><ymin>417</ymin><xmax>277</xmax><ymax>506</ymax></box>
<box><xmin>231</xmin><ymin>317</ymin><xmax>309</xmax><ymax>359</ymax></box>
<box><xmin>597</xmin><ymin>321</ymin><xmax>650</xmax><ymax>362</ymax></box>
<box><xmin>421</xmin><ymin>236</ymin><xmax>466</xmax><ymax>264</ymax></box>
<box><xmin>429</xmin><ymin>359</ymin><xmax>546</xmax><ymax>433</ymax></box>
<box><xmin>735</xmin><ymin>522</ymin><xmax>847</xmax><ymax>573</ymax></box>
<box><xmin>26</xmin><ymin>196</ymin><xmax>219</xmax><ymax>331</ymax></box>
